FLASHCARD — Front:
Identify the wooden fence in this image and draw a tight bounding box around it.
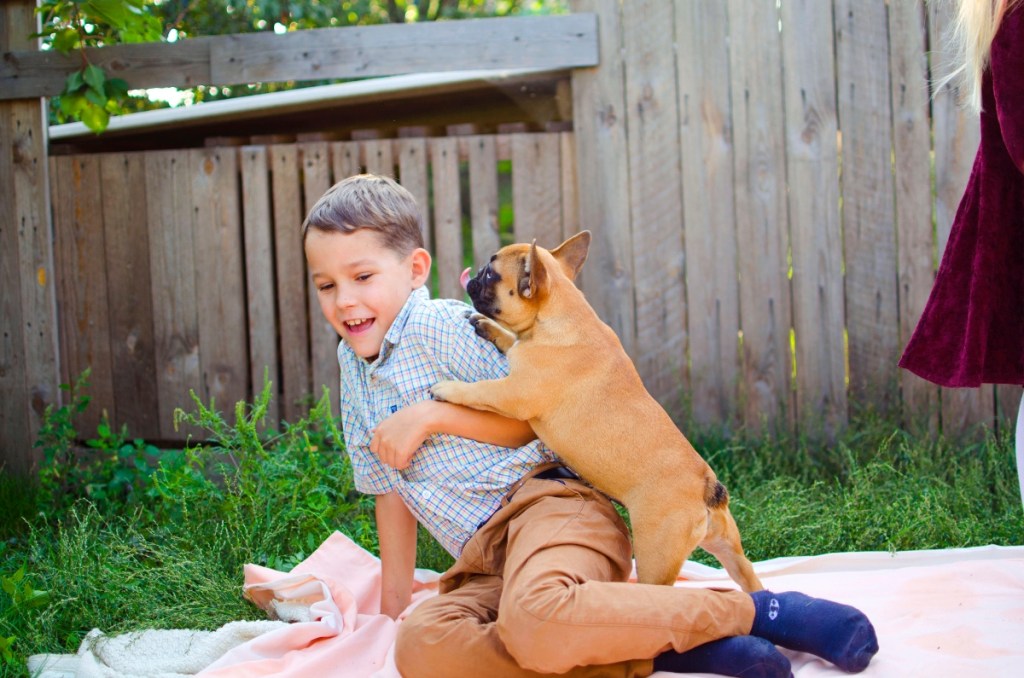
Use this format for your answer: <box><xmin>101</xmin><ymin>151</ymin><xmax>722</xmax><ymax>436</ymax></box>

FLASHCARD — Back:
<box><xmin>568</xmin><ymin>0</ymin><xmax>1020</xmax><ymax>439</ymax></box>
<box><xmin>8</xmin><ymin>0</ymin><xmax>1021</xmax><ymax>465</ymax></box>
<box><xmin>48</xmin><ymin>132</ymin><xmax>577</xmax><ymax>441</ymax></box>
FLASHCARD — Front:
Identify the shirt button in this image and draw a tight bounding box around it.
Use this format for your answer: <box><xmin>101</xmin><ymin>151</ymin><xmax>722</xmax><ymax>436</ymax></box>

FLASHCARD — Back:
<box><xmin>421</xmin><ymin>490</ymin><xmax>432</xmax><ymax>500</ymax></box>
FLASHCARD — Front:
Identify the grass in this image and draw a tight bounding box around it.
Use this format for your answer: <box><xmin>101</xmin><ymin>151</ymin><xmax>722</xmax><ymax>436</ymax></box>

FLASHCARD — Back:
<box><xmin>1</xmin><ymin>380</ymin><xmax>1021</xmax><ymax>677</ymax></box>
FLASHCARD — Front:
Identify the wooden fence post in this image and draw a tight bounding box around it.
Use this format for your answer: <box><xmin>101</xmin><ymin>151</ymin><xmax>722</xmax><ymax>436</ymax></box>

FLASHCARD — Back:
<box><xmin>0</xmin><ymin>0</ymin><xmax>59</xmax><ymax>475</ymax></box>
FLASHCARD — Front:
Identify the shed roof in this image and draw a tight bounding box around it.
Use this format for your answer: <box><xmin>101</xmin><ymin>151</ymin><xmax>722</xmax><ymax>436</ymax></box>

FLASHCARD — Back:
<box><xmin>49</xmin><ymin>67</ymin><xmax>571</xmax><ymax>154</ymax></box>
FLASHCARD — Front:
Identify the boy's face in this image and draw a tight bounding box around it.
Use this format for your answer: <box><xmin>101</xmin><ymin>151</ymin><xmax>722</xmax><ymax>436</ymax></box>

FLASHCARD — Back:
<box><xmin>305</xmin><ymin>228</ymin><xmax>431</xmax><ymax>361</ymax></box>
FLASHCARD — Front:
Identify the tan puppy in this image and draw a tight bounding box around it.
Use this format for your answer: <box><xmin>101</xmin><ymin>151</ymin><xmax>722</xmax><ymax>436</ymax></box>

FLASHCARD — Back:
<box><xmin>431</xmin><ymin>231</ymin><xmax>762</xmax><ymax>590</ymax></box>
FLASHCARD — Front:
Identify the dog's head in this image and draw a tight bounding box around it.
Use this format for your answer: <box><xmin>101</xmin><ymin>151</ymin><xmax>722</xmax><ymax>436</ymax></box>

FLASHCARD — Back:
<box><xmin>466</xmin><ymin>231</ymin><xmax>591</xmax><ymax>333</ymax></box>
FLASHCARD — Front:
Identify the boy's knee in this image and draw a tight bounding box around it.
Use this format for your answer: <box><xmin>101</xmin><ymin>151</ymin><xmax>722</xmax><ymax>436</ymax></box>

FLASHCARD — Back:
<box><xmin>497</xmin><ymin>580</ymin><xmax>579</xmax><ymax>673</ymax></box>
<box><xmin>394</xmin><ymin>606</ymin><xmax>446</xmax><ymax>678</ymax></box>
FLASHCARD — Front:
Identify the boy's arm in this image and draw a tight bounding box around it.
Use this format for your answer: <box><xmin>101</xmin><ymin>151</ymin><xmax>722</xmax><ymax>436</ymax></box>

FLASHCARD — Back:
<box><xmin>376</xmin><ymin>491</ymin><xmax>418</xmax><ymax>619</ymax></box>
<box><xmin>371</xmin><ymin>399</ymin><xmax>536</xmax><ymax>470</ymax></box>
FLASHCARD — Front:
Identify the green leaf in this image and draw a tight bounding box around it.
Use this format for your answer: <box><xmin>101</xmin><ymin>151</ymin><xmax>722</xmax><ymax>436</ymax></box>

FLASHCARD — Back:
<box><xmin>83</xmin><ymin>64</ymin><xmax>106</xmax><ymax>93</ymax></box>
<box><xmin>105</xmin><ymin>77</ymin><xmax>130</xmax><ymax>98</ymax></box>
<box><xmin>81</xmin><ymin>102</ymin><xmax>111</xmax><ymax>133</ymax></box>
<box><xmin>23</xmin><ymin>589</ymin><xmax>51</xmax><ymax>609</ymax></box>
<box><xmin>65</xmin><ymin>69</ymin><xmax>85</xmax><ymax>93</ymax></box>
<box><xmin>53</xmin><ymin>27</ymin><xmax>80</xmax><ymax>54</ymax></box>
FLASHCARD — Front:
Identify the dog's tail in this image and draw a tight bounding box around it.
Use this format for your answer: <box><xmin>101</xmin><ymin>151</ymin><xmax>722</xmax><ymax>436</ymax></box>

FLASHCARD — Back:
<box><xmin>704</xmin><ymin>475</ymin><xmax>729</xmax><ymax>509</ymax></box>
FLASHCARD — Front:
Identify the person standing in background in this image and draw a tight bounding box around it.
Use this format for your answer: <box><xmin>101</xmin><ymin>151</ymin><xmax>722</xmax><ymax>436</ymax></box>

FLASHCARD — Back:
<box><xmin>899</xmin><ymin>0</ymin><xmax>1024</xmax><ymax>506</ymax></box>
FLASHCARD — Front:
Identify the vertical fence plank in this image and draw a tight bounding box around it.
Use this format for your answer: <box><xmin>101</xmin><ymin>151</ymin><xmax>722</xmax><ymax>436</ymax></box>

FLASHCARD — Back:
<box><xmin>728</xmin><ymin>0</ymin><xmax>794</xmax><ymax>433</ymax></box>
<box><xmin>364</xmin><ymin>139</ymin><xmax>395</xmax><ymax>178</ymax></box>
<box><xmin>996</xmin><ymin>385</ymin><xmax>1022</xmax><ymax>438</ymax></box>
<box><xmin>397</xmin><ymin>137</ymin><xmax>432</xmax><ymax>251</ymax></box>
<box><xmin>1</xmin><ymin>0</ymin><xmax>59</xmax><ymax>472</ymax></box>
<box><xmin>622</xmin><ymin>0</ymin><xmax>687</xmax><ymax>416</ymax></box>
<box><xmin>890</xmin><ymin>0</ymin><xmax>939</xmax><ymax>432</ymax></box>
<box><xmin>468</xmin><ymin>135</ymin><xmax>501</xmax><ymax>267</ymax></box>
<box><xmin>332</xmin><ymin>141</ymin><xmax>362</xmax><ymax>180</ymax></box>
<box><xmin>928</xmin><ymin>0</ymin><xmax>992</xmax><ymax>437</ymax></box>
<box><xmin>677</xmin><ymin>0</ymin><xmax>740</xmax><ymax>428</ymax></box>
<box><xmin>0</xmin><ymin>104</ymin><xmax>31</xmax><ymax>468</ymax></box>
<box><xmin>781</xmin><ymin>0</ymin><xmax>847</xmax><ymax>438</ymax></box>
<box><xmin>52</xmin><ymin>155</ymin><xmax>115</xmax><ymax>438</ymax></box>
<box><xmin>240</xmin><ymin>146</ymin><xmax>280</xmax><ymax>428</ymax></box>
<box><xmin>836</xmin><ymin>0</ymin><xmax>899</xmax><ymax>411</ymax></box>
<box><xmin>191</xmin><ymin>147</ymin><xmax>248</xmax><ymax>417</ymax></box>
<box><xmin>559</xmin><ymin>131</ymin><xmax>580</xmax><ymax>244</ymax></box>
<box><xmin>430</xmin><ymin>137</ymin><xmax>463</xmax><ymax>300</ymax></box>
<box><xmin>511</xmin><ymin>133</ymin><xmax>562</xmax><ymax>248</ymax></box>
<box><xmin>301</xmin><ymin>142</ymin><xmax>339</xmax><ymax>417</ymax></box>
<box><xmin>100</xmin><ymin>153</ymin><xmax>160</xmax><ymax>440</ymax></box>
<box><xmin>270</xmin><ymin>144</ymin><xmax>310</xmax><ymax>422</ymax></box>
<box><xmin>146</xmin><ymin>150</ymin><xmax>201</xmax><ymax>439</ymax></box>
<box><xmin>568</xmin><ymin>0</ymin><xmax>635</xmax><ymax>356</ymax></box>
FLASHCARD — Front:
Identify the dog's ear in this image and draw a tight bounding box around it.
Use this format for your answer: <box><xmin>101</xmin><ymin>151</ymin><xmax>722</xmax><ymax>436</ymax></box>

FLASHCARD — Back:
<box><xmin>518</xmin><ymin>239</ymin><xmax>547</xmax><ymax>299</ymax></box>
<box><xmin>550</xmin><ymin>231</ymin><xmax>591</xmax><ymax>280</ymax></box>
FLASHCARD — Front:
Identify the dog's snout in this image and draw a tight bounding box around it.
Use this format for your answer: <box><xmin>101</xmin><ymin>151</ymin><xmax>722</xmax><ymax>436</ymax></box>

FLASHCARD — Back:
<box><xmin>467</xmin><ymin>278</ymin><xmax>481</xmax><ymax>297</ymax></box>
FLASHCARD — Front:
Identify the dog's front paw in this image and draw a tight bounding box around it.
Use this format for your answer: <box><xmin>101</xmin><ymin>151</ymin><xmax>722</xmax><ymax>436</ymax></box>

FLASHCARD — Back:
<box><xmin>431</xmin><ymin>380</ymin><xmax>463</xmax><ymax>404</ymax></box>
<box><xmin>469</xmin><ymin>313</ymin><xmax>511</xmax><ymax>349</ymax></box>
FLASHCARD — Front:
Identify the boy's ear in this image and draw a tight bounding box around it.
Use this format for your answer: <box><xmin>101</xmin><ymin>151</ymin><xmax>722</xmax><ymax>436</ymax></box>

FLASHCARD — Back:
<box><xmin>410</xmin><ymin>248</ymin><xmax>431</xmax><ymax>287</ymax></box>
<box><xmin>549</xmin><ymin>231</ymin><xmax>591</xmax><ymax>280</ymax></box>
<box><xmin>518</xmin><ymin>240</ymin><xmax>547</xmax><ymax>299</ymax></box>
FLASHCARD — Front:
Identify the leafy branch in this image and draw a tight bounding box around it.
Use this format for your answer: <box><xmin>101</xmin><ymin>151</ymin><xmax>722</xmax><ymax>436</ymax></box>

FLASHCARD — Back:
<box><xmin>34</xmin><ymin>0</ymin><xmax>162</xmax><ymax>132</ymax></box>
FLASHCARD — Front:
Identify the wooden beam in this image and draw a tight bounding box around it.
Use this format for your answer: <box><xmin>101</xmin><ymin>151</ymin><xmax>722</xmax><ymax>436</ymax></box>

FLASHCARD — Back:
<box><xmin>0</xmin><ymin>14</ymin><xmax>598</xmax><ymax>100</ymax></box>
<box><xmin>0</xmin><ymin>0</ymin><xmax>59</xmax><ymax>475</ymax></box>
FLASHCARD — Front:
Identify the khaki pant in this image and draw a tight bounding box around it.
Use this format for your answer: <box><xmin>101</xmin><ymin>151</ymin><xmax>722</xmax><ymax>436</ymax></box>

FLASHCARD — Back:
<box><xmin>395</xmin><ymin>475</ymin><xmax>755</xmax><ymax>678</ymax></box>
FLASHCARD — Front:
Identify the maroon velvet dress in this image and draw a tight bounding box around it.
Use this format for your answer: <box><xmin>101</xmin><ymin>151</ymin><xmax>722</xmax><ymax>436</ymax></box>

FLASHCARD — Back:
<box><xmin>899</xmin><ymin>6</ymin><xmax>1024</xmax><ymax>387</ymax></box>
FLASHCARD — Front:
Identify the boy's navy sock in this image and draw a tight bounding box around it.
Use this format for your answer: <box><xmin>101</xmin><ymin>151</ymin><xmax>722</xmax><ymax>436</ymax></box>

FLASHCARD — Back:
<box><xmin>653</xmin><ymin>635</ymin><xmax>792</xmax><ymax>678</ymax></box>
<box><xmin>749</xmin><ymin>590</ymin><xmax>879</xmax><ymax>673</ymax></box>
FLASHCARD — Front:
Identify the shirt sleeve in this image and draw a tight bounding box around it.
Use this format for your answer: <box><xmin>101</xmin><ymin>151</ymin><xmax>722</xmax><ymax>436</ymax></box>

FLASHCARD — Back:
<box><xmin>412</xmin><ymin>300</ymin><xmax>511</xmax><ymax>384</ymax></box>
<box><xmin>337</xmin><ymin>343</ymin><xmax>400</xmax><ymax>495</ymax></box>
<box><xmin>992</xmin><ymin>6</ymin><xmax>1024</xmax><ymax>173</ymax></box>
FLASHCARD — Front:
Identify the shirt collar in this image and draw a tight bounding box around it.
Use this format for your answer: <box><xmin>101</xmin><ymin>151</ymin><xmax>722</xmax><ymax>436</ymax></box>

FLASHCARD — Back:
<box><xmin>375</xmin><ymin>286</ymin><xmax>429</xmax><ymax>364</ymax></box>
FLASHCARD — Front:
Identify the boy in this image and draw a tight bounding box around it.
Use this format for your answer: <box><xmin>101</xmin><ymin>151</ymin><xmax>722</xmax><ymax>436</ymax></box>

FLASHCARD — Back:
<box><xmin>303</xmin><ymin>174</ymin><xmax>878</xmax><ymax>678</ymax></box>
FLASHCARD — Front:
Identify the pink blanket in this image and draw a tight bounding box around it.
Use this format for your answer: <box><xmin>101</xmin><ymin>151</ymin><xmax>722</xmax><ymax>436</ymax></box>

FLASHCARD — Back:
<box><xmin>198</xmin><ymin>533</ymin><xmax>1024</xmax><ymax>677</ymax></box>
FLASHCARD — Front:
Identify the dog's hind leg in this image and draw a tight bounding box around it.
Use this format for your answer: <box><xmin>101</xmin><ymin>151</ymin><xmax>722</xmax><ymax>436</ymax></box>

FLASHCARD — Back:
<box><xmin>629</xmin><ymin>504</ymin><xmax>708</xmax><ymax>586</ymax></box>
<box><xmin>700</xmin><ymin>505</ymin><xmax>763</xmax><ymax>593</ymax></box>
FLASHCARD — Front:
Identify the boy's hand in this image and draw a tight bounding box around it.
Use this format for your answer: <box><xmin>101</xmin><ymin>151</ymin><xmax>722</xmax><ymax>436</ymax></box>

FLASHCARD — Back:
<box><xmin>371</xmin><ymin>400</ymin><xmax>432</xmax><ymax>470</ymax></box>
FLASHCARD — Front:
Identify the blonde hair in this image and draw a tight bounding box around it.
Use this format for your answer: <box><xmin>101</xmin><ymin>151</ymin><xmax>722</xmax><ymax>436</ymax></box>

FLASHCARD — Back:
<box><xmin>302</xmin><ymin>174</ymin><xmax>424</xmax><ymax>255</ymax></box>
<box><xmin>939</xmin><ymin>0</ymin><xmax>1022</xmax><ymax>112</ymax></box>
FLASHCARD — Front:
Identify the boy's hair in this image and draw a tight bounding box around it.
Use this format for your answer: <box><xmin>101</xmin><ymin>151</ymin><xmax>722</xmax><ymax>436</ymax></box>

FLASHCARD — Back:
<box><xmin>302</xmin><ymin>173</ymin><xmax>425</xmax><ymax>255</ymax></box>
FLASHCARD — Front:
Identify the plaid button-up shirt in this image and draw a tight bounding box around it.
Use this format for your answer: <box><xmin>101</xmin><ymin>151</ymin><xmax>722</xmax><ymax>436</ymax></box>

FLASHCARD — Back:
<box><xmin>337</xmin><ymin>286</ymin><xmax>555</xmax><ymax>557</ymax></box>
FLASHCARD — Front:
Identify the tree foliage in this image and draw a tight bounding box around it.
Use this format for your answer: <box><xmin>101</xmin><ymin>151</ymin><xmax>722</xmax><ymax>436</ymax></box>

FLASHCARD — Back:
<box><xmin>36</xmin><ymin>0</ymin><xmax>567</xmax><ymax>132</ymax></box>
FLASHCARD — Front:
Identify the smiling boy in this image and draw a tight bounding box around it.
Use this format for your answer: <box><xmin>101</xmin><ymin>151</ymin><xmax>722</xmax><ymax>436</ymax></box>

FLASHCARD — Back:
<box><xmin>303</xmin><ymin>174</ymin><xmax>878</xmax><ymax>678</ymax></box>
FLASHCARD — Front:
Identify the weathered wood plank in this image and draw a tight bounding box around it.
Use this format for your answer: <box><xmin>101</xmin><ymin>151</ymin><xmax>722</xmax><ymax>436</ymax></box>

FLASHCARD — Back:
<box><xmin>51</xmin><ymin>155</ymin><xmax>115</xmax><ymax>438</ymax></box>
<box><xmin>331</xmin><ymin>141</ymin><xmax>363</xmax><ymax>181</ymax></box>
<box><xmin>622</xmin><ymin>0</ymin><xmax>687</xmax><ymax>416</ymax></box>
<box><xmin>0</xmin><ymin>97</ymin><xmax>32</xmax><ymax>471</ymax></box>
<box><xmin>2</xmin><ymin>15</ymin><xmax>598</xmax><ymax>100</ymax></box>
<box><xmin>240</xmin><ymin>146</ymin><xmax>281</xmax><ymax>428</ymax></box>
<box><xmin>781</xmin><ymin>0</ymin><xmax>847</xmax><ymax>438</ymax></box>
<box><xmin>728</xmin><ymin>0</ymin><xmax>794</xmax><ymax>433</ymax></box>
<box><xmin>568</xmin><ymin>0</ymin><xmax>635</xmax><ymax>356</ymax></box>
<box><xmin>301</xmin><ymin>142</ymin><xmax>339</xmax><ymax>417</ymax></box>
<box><xmin>269</xmin><ymin>144</ymin><xmax>311</xmax><ymax>423</ymax></box>
<box><xmin>467</xmin><ymin>135</ymin><xmax>501</xmax><ymax>267</ymax></box>
<box><xmin>559</xmin><ymin>131</ymin><xmax>580</xmax><ymax>245</ymax></box>
<box><xmin>190</xmin><ymin>148</ymin><xmax>249</xmax><ymax>418</ymax></box>
<box><xmin>676</xmin><ymin>0</ymin><xmax>740</xmax><ymax>429</ymax></box>
<box><xmin>510</xmin><ymin>133</ymin><xmax>562</xmax><ymax>248</ymax></box>
<box><xmin>996</xmin><ymin>385</ymin><xmax>1021</xmax><ymax>438</ymax></box>
<box><xmin>928</xmin><ymin>0</ymin><xmax>992</xmax><ymax>436</ymax></box>
<box><xmin>430</xmin><ymin>137</ymin><xmax>464</xmax><ymax>300</ymax></box>
<box><xmin>364</xmin><ymin>139</ymin><xmax>395</xmax><ymax>178</ymax></box>
<box><xmin>145</xmin><ymin>150</ymin><xmax>201</xmax><ymax>440</ymax></box>
<box><xmin>208</xmin><ymin>15</ymin><xmax>597</xmax><ymax>88</ymax></box>
<box><xmin>889</xmin><ymin>0</ymin><xmax>938</xmax><ymax>432</ymax></box>
<box><xmin>835</xmin><ymin>0</ymin><xmax>899</xmax><ymax>411</ymax></box>
<box><xmin>397</xmin><ymin>137</ymin><xmax>432</xmax><ymax>252</ymax></box>
<box><xmin>0</xmin><ymin>0</ymin><xmax>58</xmax><ymax>473</ymax></box>
<box><xmin>100</xmin><ymin>153</ymin><xmax>160</xmax><ymax>440</ymax></box>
